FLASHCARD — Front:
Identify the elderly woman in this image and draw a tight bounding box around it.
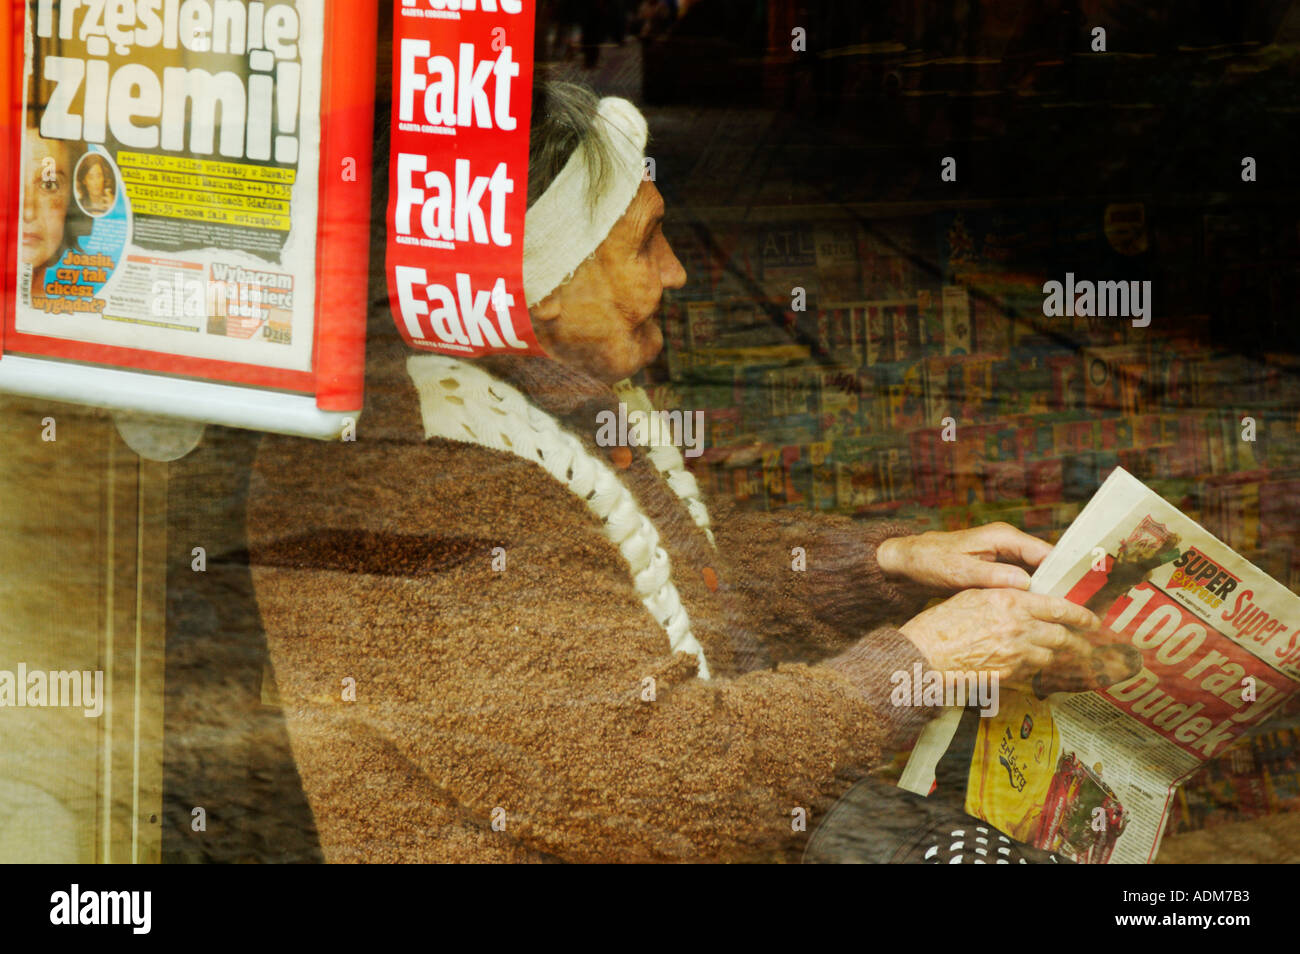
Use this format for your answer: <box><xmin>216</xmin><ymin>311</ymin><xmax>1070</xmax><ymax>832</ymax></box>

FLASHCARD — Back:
<box><xmin>247</xmin><ymin>81</ymin><xmax>1109</xmax><ymax>863</ymax></box>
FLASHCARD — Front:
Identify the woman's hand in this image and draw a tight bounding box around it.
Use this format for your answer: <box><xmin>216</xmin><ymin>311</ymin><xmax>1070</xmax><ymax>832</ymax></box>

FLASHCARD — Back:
<box><xmin>898</xmin><ymin>588</ymin><xmax>1105</xmax><ymax>692</ymax></box>
<box><xmin>877</xmin><ymin>522</ymin><xmax>1053</xmax><ymax>593</ymax></box>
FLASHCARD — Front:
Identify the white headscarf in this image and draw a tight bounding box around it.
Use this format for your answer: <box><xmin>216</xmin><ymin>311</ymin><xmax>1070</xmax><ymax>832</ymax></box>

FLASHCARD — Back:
<box><xmin>521</xmin><ymin>97</ymin><xmax>648</xmax><ymax>307</ymax></box>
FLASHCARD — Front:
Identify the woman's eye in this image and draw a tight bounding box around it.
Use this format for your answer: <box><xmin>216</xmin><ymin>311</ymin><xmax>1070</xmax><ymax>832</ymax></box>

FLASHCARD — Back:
<box><xmin>39</xmin><ymin>179</ymin><xmax>60</xmax><ymax>192</ymax></box>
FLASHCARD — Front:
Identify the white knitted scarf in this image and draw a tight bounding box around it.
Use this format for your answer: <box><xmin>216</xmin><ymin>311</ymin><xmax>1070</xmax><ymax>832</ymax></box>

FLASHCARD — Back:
<box><xmin>407</xmin><ymin>355</ymin><xmax>715</xmax><ymax>679</ymax></box>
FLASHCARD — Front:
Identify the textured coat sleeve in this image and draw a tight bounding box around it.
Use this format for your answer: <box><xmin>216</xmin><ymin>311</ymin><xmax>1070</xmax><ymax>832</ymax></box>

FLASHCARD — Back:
<box><xmin>248</xmin><ymin>432</ymin><xmax>934</xmax><ymax>863</ymax></box>
<box><xmin>709</xmin><ymin>498</ymin><xmax>935</xmax><ymax>661</ymax></box>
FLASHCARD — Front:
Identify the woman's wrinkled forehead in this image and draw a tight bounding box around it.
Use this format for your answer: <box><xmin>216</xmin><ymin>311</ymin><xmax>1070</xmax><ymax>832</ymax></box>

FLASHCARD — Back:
<box><xmin>600</xmin><ymin>180</ymin><xmax>663</xmax><ymax>253</ymax></box>
<box><xmin>627</xmin><ymin>181</ymin><xmax>664</xmax><ymax>235</ymax></box>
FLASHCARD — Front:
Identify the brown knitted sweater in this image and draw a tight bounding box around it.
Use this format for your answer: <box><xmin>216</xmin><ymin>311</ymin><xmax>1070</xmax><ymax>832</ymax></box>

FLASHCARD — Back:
<box><xmin>247</xmin><ymin>347</ymin><xmax>939</xmax><ymax>863</ymax></box>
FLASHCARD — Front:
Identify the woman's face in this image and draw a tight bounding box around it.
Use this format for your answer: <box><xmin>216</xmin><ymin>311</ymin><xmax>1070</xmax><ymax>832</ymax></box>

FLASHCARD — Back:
<box><xmin>530</xmin><ymin>181</ymin><xmax>687</xmax><ymax>384</ymax></box>
<box><xmin>22</xmin><ymin>130</ymin><xmax>72</xmax><ymax>268</ymax></box>
<box><xmin>85</xmin><ymin>160</ymin><xmax>106</xmax><ymax>198</ymax></box>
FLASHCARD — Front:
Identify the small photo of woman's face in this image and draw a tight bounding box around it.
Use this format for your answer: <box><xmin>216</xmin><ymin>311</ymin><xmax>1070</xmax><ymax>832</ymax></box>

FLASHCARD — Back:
<box><xmin>77</xmin><ymin>155</ymin><xmax>115</xmax><ymax>215</ymax></box>
<box><xmin>85</xmin><ymin>160</ymin><xmax>106</xmax><ymax>196</ymax></box>
<box><xmin>22</xmin><ymin>129</ymin><xmax>72</xmax><ymax>269</ymax></box>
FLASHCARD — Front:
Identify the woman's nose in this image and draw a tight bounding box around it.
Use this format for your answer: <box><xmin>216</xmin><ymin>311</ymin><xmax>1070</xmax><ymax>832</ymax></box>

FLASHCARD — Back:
<box><xmin>660</xmin><ymin>242</ymin><xmax>687</xmax><ymax>290</ymax></box>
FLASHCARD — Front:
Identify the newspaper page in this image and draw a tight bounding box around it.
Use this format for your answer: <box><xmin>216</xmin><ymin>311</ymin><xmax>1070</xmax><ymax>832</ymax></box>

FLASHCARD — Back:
<box><xmin>966</xmin><ymin>468</ymin><xmax>1300</xmax><ymax>862</ymax></box>
<box><xmin>15</xmin><ymin>0</ymin><xmax>324</xmax><ymax>372</ymax></box>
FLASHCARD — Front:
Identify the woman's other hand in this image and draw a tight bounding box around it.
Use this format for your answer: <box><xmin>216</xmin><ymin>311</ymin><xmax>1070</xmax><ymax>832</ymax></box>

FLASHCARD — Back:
<box><xmin>877</xmin><ymin>522</ymin><xmax>1053</xmax><ymax>593</ymax></box>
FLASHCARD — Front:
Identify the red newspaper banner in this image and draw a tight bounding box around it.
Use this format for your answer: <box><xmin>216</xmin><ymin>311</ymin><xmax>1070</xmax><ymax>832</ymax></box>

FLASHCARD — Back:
<box><xmin>385</xmin><ymin>0</ymin><xmax>541</xmax><ymax>357</ymax></box>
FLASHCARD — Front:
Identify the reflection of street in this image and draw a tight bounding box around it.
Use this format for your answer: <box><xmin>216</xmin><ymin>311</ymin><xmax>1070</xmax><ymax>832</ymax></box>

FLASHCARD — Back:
<box><xmin>538</xmin><ymin>16</ymin><xmax>643</xmax><ymax>104</ymax></box>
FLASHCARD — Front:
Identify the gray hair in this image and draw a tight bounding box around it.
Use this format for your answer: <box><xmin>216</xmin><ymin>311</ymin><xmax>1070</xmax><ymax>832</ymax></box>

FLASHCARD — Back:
<box><xmin>527</xmin><ymin>78</ymin><xmax>613</xmax><ymax>214</ymax></box>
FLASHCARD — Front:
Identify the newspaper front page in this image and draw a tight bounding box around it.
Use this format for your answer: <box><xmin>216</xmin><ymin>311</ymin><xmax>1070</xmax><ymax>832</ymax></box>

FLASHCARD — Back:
<box><xmin>904</xmin><ymin>468</ymin><xmax>1300</xmax><ymax>863</ymax></box>
<box><xmin>15</xmin><ymin>0</ymin><xmax>324</xmax><ymax>372</ymax></box>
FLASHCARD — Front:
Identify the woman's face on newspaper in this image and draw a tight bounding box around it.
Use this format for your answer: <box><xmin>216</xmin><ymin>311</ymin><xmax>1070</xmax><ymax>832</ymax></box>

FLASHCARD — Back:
<box><xmin>22</xmin><ymin>129</ymin><xmax>72</xmax><ymax>269</ymax></box>
<box><xmin>85</xmin><ymin>160</ymin><xmax>106</xmax><ymax>199</ymax></box>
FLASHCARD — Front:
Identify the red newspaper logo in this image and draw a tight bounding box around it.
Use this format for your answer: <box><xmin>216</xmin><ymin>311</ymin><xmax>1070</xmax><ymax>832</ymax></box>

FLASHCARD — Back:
<box><xmin>1167</xmin><ymin>546</ymin><xmax>1241</xmax><ymax>610</ymax></box>
<box><xmin>385</xmin><ymin>1</ymin><xmax>541</xmax><ymax>355</ymax></box>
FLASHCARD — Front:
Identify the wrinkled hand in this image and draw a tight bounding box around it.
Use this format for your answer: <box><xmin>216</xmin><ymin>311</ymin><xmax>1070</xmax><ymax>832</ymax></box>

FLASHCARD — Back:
<box><xmin>877</xmin><ymin>523</ymin><xmax>1053</xmax><ymax>593</ymax></box>
<box><xmin>899</xmin><ymin>588</ymin><xmax>1108</xmax><ymax>692</ymax></box>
